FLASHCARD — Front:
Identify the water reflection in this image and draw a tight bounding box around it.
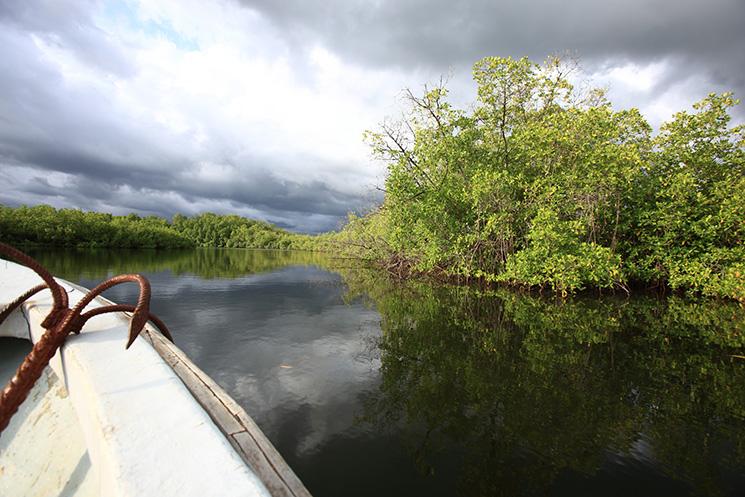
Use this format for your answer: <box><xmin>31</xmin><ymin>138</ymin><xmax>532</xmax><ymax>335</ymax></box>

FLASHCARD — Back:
<box><xmin>20</xmin><ymin>248</ymin><xmax>745</xmax><ymax>497</ymax></box>
<box><xmin>28</xmin><ymin>247</ymin><xmax>332</xmax><ymax>280</ymax></box>
<box><xmin>26</xmin><ymin>248</ymin><xmax>388</xmax><ymax>494</ymax></box>
<box><xmin>344</xmin><ymin>269</ymin><xmax>745</xmax><ymax>496</ymax></box>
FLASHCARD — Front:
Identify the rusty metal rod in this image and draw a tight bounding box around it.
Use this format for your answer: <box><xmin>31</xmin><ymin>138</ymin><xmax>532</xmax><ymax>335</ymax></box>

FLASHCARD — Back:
<box><xmin>0</xmin><ymin>243</ymin><xmax>173</xmax><ymax>435</ymax></box>
<box><xmin>0</xmin><ymin>283</ymin><xmax>47</xmax><ymax>325</ymax></box>
<box><xmin>81</xmin><ymin>304</ymin><xmax>174</xmax><ymax>343</ymax></box>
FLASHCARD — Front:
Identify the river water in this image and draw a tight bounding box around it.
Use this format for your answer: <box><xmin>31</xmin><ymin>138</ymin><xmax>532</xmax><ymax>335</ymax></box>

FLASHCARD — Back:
<box><xmin>20</xmin><ymin>248</ymin><xmax>745</xmax><ymax>496</ymax></box>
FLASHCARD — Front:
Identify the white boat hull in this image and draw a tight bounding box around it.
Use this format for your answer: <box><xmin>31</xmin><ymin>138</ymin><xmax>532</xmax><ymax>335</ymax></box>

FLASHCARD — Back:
<box><xmin>0</xmin><ymin>260</ymin><xmax>310</xmax><ymax>497</ymax></box>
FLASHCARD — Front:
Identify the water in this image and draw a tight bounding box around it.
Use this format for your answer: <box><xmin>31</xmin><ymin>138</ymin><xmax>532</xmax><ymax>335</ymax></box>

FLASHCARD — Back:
<box><xmin>18</xmin><ymin>248</ymin><xmax>745</xmax><ymax>496</ymax></box>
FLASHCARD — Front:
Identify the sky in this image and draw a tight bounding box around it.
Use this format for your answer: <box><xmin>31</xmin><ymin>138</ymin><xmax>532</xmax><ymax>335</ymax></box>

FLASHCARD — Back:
<box><xmin>0</xmin><ymin>0</ymin><xmax>743</xmax><ymax>233</ymax></box>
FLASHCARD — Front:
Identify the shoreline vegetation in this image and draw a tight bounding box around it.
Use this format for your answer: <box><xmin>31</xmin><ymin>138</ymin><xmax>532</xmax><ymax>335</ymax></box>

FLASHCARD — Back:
<box><xmin>337</xmin><ymin>56</ymin><xmax>744</xmax><ymax>302</ymax></box>
<box><xmin>0</xmin><ymin>205</ymin><xmax>321</xmax><ymax>251</ymax></box>
<box><xmin>1</xmin><ymin>56</ymin><xmax>743</xmax><ymax>301</ymax></box>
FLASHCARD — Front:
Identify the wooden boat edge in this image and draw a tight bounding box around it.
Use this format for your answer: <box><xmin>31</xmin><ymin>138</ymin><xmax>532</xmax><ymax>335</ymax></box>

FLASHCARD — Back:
<box><xmin>66</xmin><ymin>281</ymin><xmax>313</xmax><ymax>497</ymax></box>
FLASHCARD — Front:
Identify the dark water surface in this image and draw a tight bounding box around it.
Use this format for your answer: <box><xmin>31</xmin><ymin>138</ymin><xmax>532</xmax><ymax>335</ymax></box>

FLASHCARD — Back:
<box><xmin>25</xmin><ymin>248</ymin><xmax>745</xmax><ymax>497</ymax></box>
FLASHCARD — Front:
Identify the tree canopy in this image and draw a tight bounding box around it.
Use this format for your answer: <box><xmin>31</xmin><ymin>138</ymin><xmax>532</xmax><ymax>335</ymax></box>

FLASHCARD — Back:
<box><xmin>0</xmin><ymin>205</ymin><xmax>318</xmax><ymax>251</ymax></box>
<box><xmin>340</xmin><ymin>56</ymin><xmax>744</xmax><ymax>300</ymax></box>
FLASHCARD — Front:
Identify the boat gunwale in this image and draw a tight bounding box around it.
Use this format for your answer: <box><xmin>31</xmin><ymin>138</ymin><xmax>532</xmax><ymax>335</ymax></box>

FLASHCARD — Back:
<box><xmin>64</xmin><ymin>281</ymin><xmax>312</xmax><ymax>497</ymax></box>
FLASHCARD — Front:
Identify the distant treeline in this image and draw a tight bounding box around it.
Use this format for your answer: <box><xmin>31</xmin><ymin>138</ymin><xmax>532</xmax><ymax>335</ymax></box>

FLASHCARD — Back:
<box><xmin>0</xmin><ymin>205</ymin><xmax>319</xmax><ymax>250</ymax></box>
<box><xmin>336</xmin><ymin>56</ymin><xmax>745</xmax><ymax>301</ymax></box>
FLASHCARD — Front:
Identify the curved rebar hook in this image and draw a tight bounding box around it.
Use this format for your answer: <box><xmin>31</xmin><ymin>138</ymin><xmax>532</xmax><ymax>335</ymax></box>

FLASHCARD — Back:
<box><xmin>0</xmin><ymin>243</ymin><xmax>174</xmax><ymax>435</ymax></box>
<box><xmin>80</xmin><ymin>304</ymin><xmax>173</xmax><ymax>343</ymax></box>
<box><xmin>0</xmin><ymin>243</ymin><xmax>68</xmax><ymax>327</ymax></box>
<box><xmin>64</xmin><ymin>274</ymin><xmax>151</xmax><ymax>349</ymax></box>
<box><xmin>0</xmin><ymin>283</ymin><xmax>48</xmax><ymax>326</ymax></box>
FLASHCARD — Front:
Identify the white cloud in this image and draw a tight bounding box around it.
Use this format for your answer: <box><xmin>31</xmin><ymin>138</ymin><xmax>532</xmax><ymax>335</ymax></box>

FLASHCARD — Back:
<box><xmin>604</xmin><ymin>61</ymin><xmax>667</xmax><ymax>93</ymax></box>
<box><xmin>589</xmin><ymin>57</ymin><xmax>738</xmax><ymax>128</ymax></box>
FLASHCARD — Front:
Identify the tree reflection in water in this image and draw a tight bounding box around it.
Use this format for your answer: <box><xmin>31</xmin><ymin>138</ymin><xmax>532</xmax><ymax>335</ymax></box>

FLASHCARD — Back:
<box><xmin>344</xmin><ymin>269</ymin><xmax>745</xmax><ymax>496</ymax></box>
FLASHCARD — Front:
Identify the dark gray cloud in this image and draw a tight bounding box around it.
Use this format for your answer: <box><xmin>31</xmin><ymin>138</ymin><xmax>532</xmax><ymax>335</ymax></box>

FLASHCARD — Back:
<box><xmin>241</xmin><ymin>0</ymin><xmax>744</xmax><ymax>76</ymax></box>
<box><xmin>0</xmin><ymin>163</ymin><xmax>364</xmax><ymax>233</ymax></box>
<box><xmin>240</xmin><ymin>0</ymin><xmax>745</xmax><ymax>109</ymax></box>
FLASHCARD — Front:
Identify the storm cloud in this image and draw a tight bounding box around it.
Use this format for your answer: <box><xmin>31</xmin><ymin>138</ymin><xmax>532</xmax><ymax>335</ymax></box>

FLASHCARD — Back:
<box><xmin>242</xmin><ymin>0</ymin><xmax>745</xmax><ymax>78</ymax></box>
<box><xmin>0</xmin><ymin>0</ymin><xmax>743</xmax><ymax>232</ymax></box>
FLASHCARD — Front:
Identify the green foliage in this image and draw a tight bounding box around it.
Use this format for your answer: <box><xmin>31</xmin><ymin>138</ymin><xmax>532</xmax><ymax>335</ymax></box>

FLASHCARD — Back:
<box><xmin>0</xmin><ymin>204</ymin><xmax>320</xmax><ymax>251</ymax></box>
<box><xmin>629</xmin><ymin>93</ymin><xmax>745</xmax><ymax>300</ymax></box>
<box><xmin>0</xmin><ymin>204</ymin><xmax>191</xmax><ymax>248</ymax></box>
<box><xmin>499</xmin><ymin>207</ymin><xmax>622</xmax><ymax>294</ymax></box>
<box><xmin>348</xmin><ymin>56</ymin><xmax>744</xmax><ymax>300</ymax></box>
<box><xmin>172</xmin><ymin>212</ymin><xmax>315</xmax><ymax>249</ymax></box>
<box><xmin>331</xmin><ymin>209</ymin><xmax>395</xmax><ymax>263</ymax></box>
